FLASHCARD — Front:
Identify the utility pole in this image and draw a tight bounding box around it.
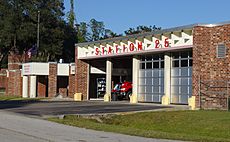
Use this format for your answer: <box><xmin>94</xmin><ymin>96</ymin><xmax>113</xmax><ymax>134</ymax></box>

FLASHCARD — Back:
<box><xmin>37</xmin><ymin>11</ymin><xmax>40</xmax><ymax>50</ymax></box>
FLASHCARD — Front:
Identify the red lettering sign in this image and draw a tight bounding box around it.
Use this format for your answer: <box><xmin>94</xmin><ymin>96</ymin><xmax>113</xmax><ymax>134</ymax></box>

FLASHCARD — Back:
<box><xmin>123</xmin><ymin>45</ymin><xmax>127</xmax><ymax>52</ymax></box>
<box><xmin>164</xmin><ymin>38</ymin><xmax>169</xmax><ymax>48</ymax></box>
<box><xmin>108</xmin><ymin>47</ymin><xmax>112</xmax><ymax>54</ymax></box>
<box><xmin>116</xmin><ymin>45</ymin><xmax>120</xmax><ymax>53</ymax></box>
<box><xmin>129</xmin><ymin>43</ymin><xmax>135</xmax><ymax>51</ymax></box>
<box><xmin>95</xmin><ymin>48</ymin><xmax>99</xmax><ymax>55</ymax></box>
<box><xmin>137</xmin><ymin>42</ymin><xmax>143</xmax><ymax>50</ymax></box>
<box><xmin>102</xmin><ymin>47</ymin><xmax>105</xmax><ymax>55</ymax></box>
<box><xmin>155</xmin><ymin>40</ymin><xmax>160</xmax><ymax>48</ymax></box>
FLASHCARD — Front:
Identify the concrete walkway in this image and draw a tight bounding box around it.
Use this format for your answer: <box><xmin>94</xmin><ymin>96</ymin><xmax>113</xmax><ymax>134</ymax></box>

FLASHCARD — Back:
<box><xmin>0</xmin><ymin>111</ymin><xmax>182</xmax><ymax>142</ymax></box>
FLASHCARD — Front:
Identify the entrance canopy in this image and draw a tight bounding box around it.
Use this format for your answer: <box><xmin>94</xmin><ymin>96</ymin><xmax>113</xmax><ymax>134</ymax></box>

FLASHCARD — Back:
<box><xmin>76</xmin><ymin>25</ymin><xmax>195</xmax><ymax>60</ymax></box>
<box><xmin>22</xmin><ymin>62</ymin><xmax>75</xmax><ymax>76</ymax></box>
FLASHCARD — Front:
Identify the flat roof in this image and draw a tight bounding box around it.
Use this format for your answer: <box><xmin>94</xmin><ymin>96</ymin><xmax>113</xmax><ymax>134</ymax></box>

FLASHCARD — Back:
<box><xmin>75</xmin><ymin>21</ymin><xmax>230</xmax><ymax>47</ymax></box>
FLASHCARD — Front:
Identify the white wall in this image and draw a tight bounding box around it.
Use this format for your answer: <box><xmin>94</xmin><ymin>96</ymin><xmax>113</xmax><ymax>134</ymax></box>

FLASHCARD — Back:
<box><xmin>57</xmin><ymin>64</ymin><xmax>69</xmax><ymax>76</ymax></box>
<box><xmin>22</xmin><ymin>63</ymin><xmax>49</xmax><ymax>75</ymax></box>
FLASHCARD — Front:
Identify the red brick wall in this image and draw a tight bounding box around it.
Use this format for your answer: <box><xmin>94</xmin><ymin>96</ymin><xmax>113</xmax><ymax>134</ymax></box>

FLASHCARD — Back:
<box><xmin>0</xmin><ymin>69</ymin><xmax>7</xmax><ymax>89</ymax></box>
<box><xmin>193</xmin><ymin>24</ymin><xmax>230</xmax><ymax>109</ymax></box>
<box><xmin>37</xmin><ymin>76</ymin><xmax>47</xmax><ymax>98</ymax></box>
<box><xmin>68</xmin><ymin>64</ymin><xmax>75</xmax><ymax>98</ymax></box>
<box><xmin>8</xmin><ymin>52</ymin><xmax>25</xmax><ymax>70</ymax></box>
<box><xmin>7</xmin><ymin>70</ymin><xmax>22</xmax><ymax>96</ymax></box>
<box><xmin>48</xmin><ymin>63</ymin><xmax>57</xmax><ymax>97</ymax></box>
<box><xmin>75</xmin><ymin>48</ymin><xmax>89</xmax><ymax>100</ymax></box>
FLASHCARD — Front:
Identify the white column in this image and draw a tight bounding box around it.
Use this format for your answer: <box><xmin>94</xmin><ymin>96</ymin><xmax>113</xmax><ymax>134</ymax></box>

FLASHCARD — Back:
<box><xmin>162</xmin><ymin>53</ymin><xmax>171</xmax><ymax>105</ymax></box>
<box><xmin>104</xmin><ymin>59</ymin><xmax>112</xmax><ymax>102</ymax></box>
<box><xmin>22</xmin><ymin>76</ymin><xmax>28</xmax><ymax>98</ymax></box>
<box><xmin>30</xmin><ymin>75</ymin><xmax>37</xmax><ymax>98</ymax></box>
<box><xmin>130</xmin><ymin>56</ymin><xmax>140</xmax><ymax>103</ymax></box>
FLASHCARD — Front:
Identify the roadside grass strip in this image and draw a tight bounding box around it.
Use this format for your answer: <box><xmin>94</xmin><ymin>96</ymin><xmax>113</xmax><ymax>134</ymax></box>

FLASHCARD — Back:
<box><xmin>48</xmin><ymin>110</ymin><xmax>230</xmax><ymax>142</ymax></box>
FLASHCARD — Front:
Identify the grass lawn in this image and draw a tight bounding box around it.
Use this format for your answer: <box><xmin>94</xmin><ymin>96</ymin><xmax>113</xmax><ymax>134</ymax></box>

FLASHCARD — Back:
<box><xmin>0</xmin><ymin>95</ymin><xmax>41</xmax><ymax>101</ymax></box>
<box><xmin>48</xmin><ymin>110</ymin><xmax>230</xmax><ymax>142</ymax></box>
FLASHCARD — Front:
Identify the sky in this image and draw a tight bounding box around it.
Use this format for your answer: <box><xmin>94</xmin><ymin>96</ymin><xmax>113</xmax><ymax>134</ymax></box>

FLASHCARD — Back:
<box><xmin>63</xmin><ymin>0</ymin><xmax>230</xmax><ymax>34</ymax></box>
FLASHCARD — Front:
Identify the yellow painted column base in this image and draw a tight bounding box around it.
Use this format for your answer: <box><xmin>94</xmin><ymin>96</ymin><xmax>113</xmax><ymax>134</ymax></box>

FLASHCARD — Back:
<box><xmin>104</xmin><ymin>93</ymin><xmax>111</xmax><ymax>102</ymax></box>
<box><xmin>74</xmin><ymin>93</ymin><xmax>82</xmax><ymax>101</ymax></box>
<box><xmin>188</xmin><ymin>96</ymin><xmax>196</xmax><ymax>110</ymax></box>
<box><xmin>130</xmin><ymin>94</ymin><xmax>138</xmax><ymax>104</ymax></box>
<box><xmin>161</xmin><ymin>95</ymin><xmax>170</xmax><ymax>105</ymax></box>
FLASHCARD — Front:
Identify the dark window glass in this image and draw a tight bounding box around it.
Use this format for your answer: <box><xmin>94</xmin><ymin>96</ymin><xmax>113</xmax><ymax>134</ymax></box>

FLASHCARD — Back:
<box><xmin>146</xmin><ymin>56</ymin><xmax>152</xmax><ymax>61</ymax></box>
<box><xmin>188</xmin><ymin>51</ymin><xmax>192</xmax><ymax>58</ymax></box>
<box><xmin>153</xmin><ymin>55</ymin><xmax>159</xmax><ymax>60</ymax></box>
<box><xmin>159</xmin><ymin>54</ymin><xmax>164</xmax><ymax>60</ymax></box>
<box><xmin>141</xmin><ymin>56</ymin><xmax>145</xmax><ymax>61</ymax></box>
<box><xmin>189</xmin><ymin>59</ymin><xmax>193</xmax><ymax>66</ymax></box>
<box><xmin>146</xmin><ymin>62</ymin><xmax>152</xmax><ymax>69</ymax></box>
<box><xmin>181</xmin><ymin>52</ymin><xmax>188</xmax><ymax>58</ymax></box>
<box><xmin>172</xmin><ymin>53</ymin><xmax>179</xmax><ymax>59</ymax></box>
<box><xmin>172</xmin><ymin>60</ymin><xmax>179</xmax><ymax>67</ymax></box>
<box><xmin>181</xmin><ymin>60</ymin><xmax>188</xmax><ymax>67</ymax></box>
<box><xmin>161</xmin><ymin>61</ymin><xmax>164</xmax><ymax>68</ymax></box>
<box><xmin>153</xmin><ymin>62</ymin><xmax>159</xmax><ymax>68</ymax></box>
<box><xmin>141</xmin><ymin>63</ymin><xmax>145</xmax><ymax>69</ymax></box>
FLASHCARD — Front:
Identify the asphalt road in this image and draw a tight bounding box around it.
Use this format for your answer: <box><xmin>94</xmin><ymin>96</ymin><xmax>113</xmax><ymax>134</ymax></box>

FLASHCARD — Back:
<box><xmin>0</xmin><ymin>100</ymin><xmax>172</xmax><ymax>117</ymax></box>
<box><xmin>0</xmin><ymin>111</ymin><xmax>183</xmax><ymax>142</ymax></box>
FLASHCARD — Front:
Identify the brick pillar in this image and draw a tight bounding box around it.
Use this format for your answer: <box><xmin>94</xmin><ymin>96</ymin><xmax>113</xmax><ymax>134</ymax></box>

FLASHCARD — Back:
<box><xmin>48</xmin><ymin>63</ymin><xmax>57</xmax><ymax>97</ymax></box>
<box><xmin>68</xmin><ymin>63</ymin><xmax>75</xmax><ymax>98</ymax></box>
<box><xmin>75</xmin><ymin>48</ymin><xmax>89</xmax><ymax>100</ymax></box>
<box><xmin>6</xmin><ymin>51</ymin><xmax>24</xmax><ymax>97</ymax></box>
<box><xmin>7</xmin><ymin>70</ymin><xmax>22</xmax><ymax>96</ymax></box>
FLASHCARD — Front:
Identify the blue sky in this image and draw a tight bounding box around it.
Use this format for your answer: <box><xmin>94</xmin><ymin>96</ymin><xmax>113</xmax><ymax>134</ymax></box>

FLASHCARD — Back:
<box><xmin>64</xmin><ymin>0</ymin><xmax>230</xmax><ymax>34</ymax></box>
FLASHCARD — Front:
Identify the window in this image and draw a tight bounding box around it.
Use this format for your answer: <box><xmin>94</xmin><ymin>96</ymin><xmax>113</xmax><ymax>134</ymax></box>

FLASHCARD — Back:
<box><xmin>172</xmin><ymin>60</ymin><xmax>179</xmax><ymax>67</ymax></box>
<box><xmin>217</xmin><ymin>44</ymin><xmax>226</xmax><ymax>58</ymax></box>
<box><xmin>146</xmin><ymin>62</ymin><xmax>152</xmax><ymax>69</ymax></box>
<box><xmin>181</xmin><ymin>60</ymin><xmax>188</xmax><ymax>67</ymax></box>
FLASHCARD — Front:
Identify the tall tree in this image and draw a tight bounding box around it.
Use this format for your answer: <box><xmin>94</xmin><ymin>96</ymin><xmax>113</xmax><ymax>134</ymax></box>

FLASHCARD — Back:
<box><xmin>77</xmin><ymin>22</ymin><xmax>89</xmax><ymax>43</ymax></box>
<box><xmin>0</xmin><ymin>0</ymin><xmax>70</xmax><ymax>65</ymax></box>
<box><xmin>67</xmin><ymin>0</ymin><xmax>75</xmax><ymax>28</ymax></box>
<box><xmin>124</xmin><ymin>25</ymin><xmax>161</xmax><ymax>35</ymax></box>
<box><xmin>88</xmin><ymin>19</ymin><xmax>105</xmax><ymax>41</ymax></box>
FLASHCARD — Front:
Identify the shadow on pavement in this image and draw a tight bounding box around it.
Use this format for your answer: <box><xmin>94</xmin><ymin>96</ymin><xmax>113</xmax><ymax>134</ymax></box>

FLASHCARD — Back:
<box><xmin>0</xmin><ymin>100</ymin><xmax>41</xmax><ymax>109</ymax></box>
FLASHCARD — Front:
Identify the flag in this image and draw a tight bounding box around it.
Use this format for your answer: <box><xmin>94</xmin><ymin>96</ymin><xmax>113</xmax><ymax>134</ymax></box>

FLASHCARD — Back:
<box><xmin>27</xmin><ymin>44</ymin><xmax>38</xmax><ymax>58</ymax></box>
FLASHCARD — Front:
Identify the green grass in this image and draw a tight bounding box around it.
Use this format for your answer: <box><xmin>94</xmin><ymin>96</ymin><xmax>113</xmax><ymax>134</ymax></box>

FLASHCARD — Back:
<box><xmin>48</xmin><ymin>111</ymin><xmax>230</xmax><ymax>142</ymax></box>
<box><xmin>0</xmin><ymin>95</ymin><xmax>41</xmax><ymax>101</ymax></box>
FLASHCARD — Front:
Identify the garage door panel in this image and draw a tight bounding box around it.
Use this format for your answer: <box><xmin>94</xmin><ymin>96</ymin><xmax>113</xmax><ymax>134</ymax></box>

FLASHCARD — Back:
<box><xmin>138</xmin><ymin>54</ymin><xmax>164</xmax><ymax>103</ymax></box>
<box><xmin>146</xmin><ymin>86</ymin><xmax>152</xmax><ymax>93</ymax></box>
<box><xmin>153</xmin><ymin>78</ymin><xmax>159</xmax><ymax>85</ymax></box>
<box><xmin>139</xmin><ymin>70</ymin><xmax>145</xmax><ymax>77</ymax></box>
<box><xmin>139</xmin><ymin>78</ymin><xmax>145</xmax><ymax>85</ymax></box>
<box><xmin>138</xmin><ymin>86</ymin><xmax>145</xmax><ymax>93</ymax></box>
<box><xmin>145</xmin><ymin>94</ymin><xmax>152</xmax><ymax>102</ymax></box>
<box><xmin>180</xmin><ymin>95</ymin><xmax>189</xmax><ymax>104</ymax></box>
<box><xmin>171</xmin><ymin>51</ymin><xmax>192</xmax><ymax>104</ymax></box>
<box><xmin>146</xmin><ymin>70</ymin><xmax>152</xmax><ymax>77</ymax></box>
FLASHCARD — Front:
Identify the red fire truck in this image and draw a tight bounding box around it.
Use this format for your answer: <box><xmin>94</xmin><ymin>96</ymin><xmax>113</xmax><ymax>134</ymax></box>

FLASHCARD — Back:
<box><xmin>112</xmin><ymin>81</ymin><xmax>132</xmax><ymax>100</ymax></box>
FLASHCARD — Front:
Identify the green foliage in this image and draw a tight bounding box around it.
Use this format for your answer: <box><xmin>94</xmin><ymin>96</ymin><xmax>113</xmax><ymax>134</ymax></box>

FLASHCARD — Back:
<box><xmin>88</xmin><ymin>18</ymin><xmax>105</xmax><ymax>41</ymax></box>
<box><xmin>76</xmin><ymin>19</ymin><xmax>122</xmax><ymax>43</ymax></box>
<box><xmin>124</xmin><ymin>25</ymin><xmax>161</xmax><ymax>35</ymax></box>
<box><xmin>49</xmin><ymin>111</ymin><xmax>230</xmax><ymax>142</ymax></box>
<box><xmin>0</xmin><ymin>0</ymin><xmax>77</xmax><ymax>64</ymax></box>
<box><xmin>67</xmin><ymin>0</ymin><xmax>75</xmax><ymax>28</ymax></box>
<box><xmin>77</xmin><ymin>22</ymin><xmax>89</xmax><ymax>43</ymax></box>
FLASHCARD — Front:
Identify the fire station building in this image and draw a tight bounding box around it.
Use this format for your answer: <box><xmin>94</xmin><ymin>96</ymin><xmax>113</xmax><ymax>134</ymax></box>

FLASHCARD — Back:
<box><xmin>75</xmin><ymin>22</ymin><xmax>230</xmax><ymax>110</ymax></box>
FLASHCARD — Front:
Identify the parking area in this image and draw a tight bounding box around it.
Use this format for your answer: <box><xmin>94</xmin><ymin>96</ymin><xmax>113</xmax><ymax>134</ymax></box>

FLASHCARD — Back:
<box><xmin>0</xmin><ymin>100</ymin><xmax>188</xmax><ymax>117</ymax></box>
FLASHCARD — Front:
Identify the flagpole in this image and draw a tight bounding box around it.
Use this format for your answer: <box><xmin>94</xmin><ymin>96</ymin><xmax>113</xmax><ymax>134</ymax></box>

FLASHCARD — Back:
<box><xmin>37</xmin><ymin>11</ymin><xmax>40</xmax><ymax>51</ymax></box>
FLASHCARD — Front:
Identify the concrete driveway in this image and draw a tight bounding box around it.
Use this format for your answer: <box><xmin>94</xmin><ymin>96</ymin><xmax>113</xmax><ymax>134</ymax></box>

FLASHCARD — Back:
<box><xmin>0</xmin><ymin>111</ymin><xmax>183</xmax><ymax>142</ymax></box>
<box><xmin>0</xmin><ymin>100</ymin><xmax>187</xmax><ymax>117</ymax></box>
